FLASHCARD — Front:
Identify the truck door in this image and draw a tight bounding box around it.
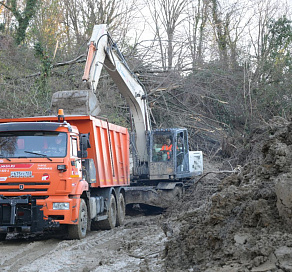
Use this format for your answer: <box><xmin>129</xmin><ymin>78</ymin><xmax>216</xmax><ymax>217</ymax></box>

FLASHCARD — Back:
<box><xmin>70</xmin><ymin>136</ymin><xmax>82</xmax><ymax>179</ymax></box>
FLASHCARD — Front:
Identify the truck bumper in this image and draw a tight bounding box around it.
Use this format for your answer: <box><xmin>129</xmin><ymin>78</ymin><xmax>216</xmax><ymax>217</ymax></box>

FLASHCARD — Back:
<box><xmin>0</xmin><ymin>195</ymin><xmax>59</xmax><ymax>234</ymax></box>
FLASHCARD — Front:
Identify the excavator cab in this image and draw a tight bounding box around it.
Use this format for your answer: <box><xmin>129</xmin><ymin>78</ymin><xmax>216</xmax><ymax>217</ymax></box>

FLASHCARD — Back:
<box><xmin>149</xmin><ymin>129</ymin><xmax>191</xmax><ymax>180</ymax></box>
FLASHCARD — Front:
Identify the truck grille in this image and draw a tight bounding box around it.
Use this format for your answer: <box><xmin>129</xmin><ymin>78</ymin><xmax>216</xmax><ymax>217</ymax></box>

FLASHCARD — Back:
<box><xmin>0</xmin><ymin>182</ymin><xmax>50</xmax><ymax>192</ymax></box>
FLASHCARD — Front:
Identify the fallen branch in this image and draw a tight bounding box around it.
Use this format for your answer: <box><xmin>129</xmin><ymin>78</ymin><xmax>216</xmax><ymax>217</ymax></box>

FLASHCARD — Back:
<box><xmin>128</xmin><ymin>250</ymin><xmax>163</xmax><ymax>259</ymax></box>
<box><xmin>195</xmin><ymin>168</ymin><xmax>241</xmax><ymax>184</ymax></box>
<box><xmin>52</xmin><ymin>54</ymin><xmax>86</xmax><ymax>68</ymax></box>
<box><xmin>24</xmin><ymin>55</ymin><xmax>86</xmax><ymax>79</ymax></box>
<box><xmin>185</xmin><ymin>168</ymin><xmax>241</xmax><ymax>196</ymax></box>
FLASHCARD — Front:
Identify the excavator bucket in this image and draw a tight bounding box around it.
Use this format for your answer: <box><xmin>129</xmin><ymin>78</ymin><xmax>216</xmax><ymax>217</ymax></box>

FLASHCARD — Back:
<box><xmin>51</xmin><ymin>90</ymin><xmax>101</xmax><ymax>116</ymax></box>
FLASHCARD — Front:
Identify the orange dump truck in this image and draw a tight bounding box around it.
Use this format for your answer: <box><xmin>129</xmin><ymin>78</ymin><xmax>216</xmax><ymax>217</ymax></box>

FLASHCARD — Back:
<box><xmin>0</xmin><ymin>111</ymin><xmax>129</xmax><ymax>240</ymax></box>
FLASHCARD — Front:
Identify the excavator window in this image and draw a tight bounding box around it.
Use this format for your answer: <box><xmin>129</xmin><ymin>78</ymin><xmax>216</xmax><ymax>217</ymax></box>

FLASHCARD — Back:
<box><xmin>176</xmin><ymin>131</ymin><xmax>189</xmax><ymax>172</ymax></box>
<box><xmin>152</xmin><ymin>133</ymin><xmax>173</xmax><ymax>162</ymax></box>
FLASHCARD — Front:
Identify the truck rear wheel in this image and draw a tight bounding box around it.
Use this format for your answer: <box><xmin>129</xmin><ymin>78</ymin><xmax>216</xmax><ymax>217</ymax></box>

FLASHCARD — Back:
<box><xmin>116</xmin><ymin>193</ymin><xmax>125</xmax><ymax>226</ymax></box>
<box><xmin>96</xmin><ymin>194</ymin><xmax>117</xmax><ymax>230</ymax></box>
<box><xmin>68</xmin><ymin>199</ymin><xmax>88</xmax><ymax>240</ymax></box>
<box><xmin>0</xmin><ymin>233</ymin><xmax>7</xmax><ymax>241</ymax></box>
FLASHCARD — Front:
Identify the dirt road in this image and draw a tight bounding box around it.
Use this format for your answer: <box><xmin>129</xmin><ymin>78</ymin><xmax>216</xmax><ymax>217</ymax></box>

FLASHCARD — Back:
<box><xmin>0</xmin><ymin>213</ymin><xmax>165</xmax><ymax>272</ymax></box>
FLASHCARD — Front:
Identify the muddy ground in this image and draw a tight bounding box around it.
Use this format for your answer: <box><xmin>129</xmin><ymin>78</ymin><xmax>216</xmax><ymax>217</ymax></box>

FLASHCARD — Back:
<box><xmin>0</xmin><ymin>213</ymin><xmax>166</xmax><ymax>272</ymax></box>
<box><xmin>1</xmin><ymin>117</ymin><xmax>292</xmax><ymax>272</ymax></box>
<box><xmin>163</xmin><ymin>117</ymin><xmax>292</xmax><ymax>272</ymax></box>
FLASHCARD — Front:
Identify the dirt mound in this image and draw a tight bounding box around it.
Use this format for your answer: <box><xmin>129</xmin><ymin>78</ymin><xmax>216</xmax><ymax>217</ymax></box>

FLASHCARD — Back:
<box><xmin>164</xmin><ymin>117</ymin><xmax>292</xmax><ymax>271</ymax></box>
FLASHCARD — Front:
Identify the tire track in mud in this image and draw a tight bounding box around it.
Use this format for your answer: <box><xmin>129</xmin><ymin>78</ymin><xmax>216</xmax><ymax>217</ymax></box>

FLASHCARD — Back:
<box><xmin>0</xmin><ymin>214</ymin><xmax>165</xmax><ymax>272</ymax></box>
<box><xmin>0</xmin><ymin>238</ymin><xmax>62</xmax><ymax>271</ymax></box>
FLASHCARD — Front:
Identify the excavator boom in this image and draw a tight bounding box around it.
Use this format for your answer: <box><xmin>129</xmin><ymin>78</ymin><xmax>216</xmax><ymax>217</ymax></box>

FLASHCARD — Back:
<box><xmin>82</xmin><ymin>24</ymin><xmax>150</xmax><ymax>163</ymax></box>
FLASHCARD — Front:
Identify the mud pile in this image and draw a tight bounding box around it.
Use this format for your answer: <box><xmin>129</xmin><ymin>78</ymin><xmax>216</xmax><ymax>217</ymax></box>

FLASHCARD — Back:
<box><xmin>164</xmin><ymin>117</ymin><xmax>292</xmax><ymax>271</ymax></box>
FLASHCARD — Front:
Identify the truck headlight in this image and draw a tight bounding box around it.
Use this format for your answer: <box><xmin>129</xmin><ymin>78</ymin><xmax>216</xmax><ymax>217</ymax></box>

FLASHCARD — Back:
<box><xmin>53</xmin><ymin>202</ymin><xmax>69</xmax><ymax>210</ymax></box>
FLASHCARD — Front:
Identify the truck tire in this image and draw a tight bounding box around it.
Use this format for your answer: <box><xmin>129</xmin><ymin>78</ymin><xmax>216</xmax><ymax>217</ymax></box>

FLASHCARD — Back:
<box><xmin>116</xmin><ymin>193</ymin><xmax>125</xmax><ymax>226</ymax></box>
<box><xmin>0</xmin><ymin>233</ymin><xmax>7</xmax><ymax>241</ymax></box>
<box><xmin>68</xmin><ymin>199</ymin><xmax>88</xmax><ymax>240</ymax></box>
<box><xmin>96</xmin><ymin>194</ymin><xmax>117</xmax><ymax>230</ymax></box>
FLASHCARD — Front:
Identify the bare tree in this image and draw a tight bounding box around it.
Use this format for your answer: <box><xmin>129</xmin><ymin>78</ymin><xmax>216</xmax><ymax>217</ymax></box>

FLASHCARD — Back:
<box><xmin>185</xmin><ymin>0</ymin><xmax>209</xmax><ymax>68</ymax></box>
<box><xmin>29</xmin><ymin>0</ymin><xmax>66</xmax><ymax>57</ymax></box>
<box><xmin>144</xmin><ymin>0</ymin><xmax>188</xmax><ymax>71</ymax></box>
<box><xmin>62</xmin><ymin>0</ymin><xmax>138</xmax><ymax>52</ymax></box>
<box><xmin>62</xmin><ymin>0</ymin><xmax>83</xmax><ymax>49</ymax></box>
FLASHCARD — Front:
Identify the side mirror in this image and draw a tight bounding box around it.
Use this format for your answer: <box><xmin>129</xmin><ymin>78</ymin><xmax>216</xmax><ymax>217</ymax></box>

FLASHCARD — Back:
<box><xmin>77</xmin><ymin>150</ymin><xmax>88</xmax><ymax>158</ymax></box>
<box><xmin>80</xmin><ymin>133</ymin><xmax>91</xmax><ymax>149</ymax></box>
<box><xmin>78</xmin><ymin>133</ymin><xmax>90</xmax><ymax>158</ymax></box>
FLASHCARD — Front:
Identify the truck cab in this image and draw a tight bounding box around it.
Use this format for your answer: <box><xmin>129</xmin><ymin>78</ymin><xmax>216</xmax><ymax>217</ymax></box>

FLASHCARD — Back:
<box><xmin>0</xmin><ymin>119</ymin><xmax>89</xmax><ymax>239</ymax></box>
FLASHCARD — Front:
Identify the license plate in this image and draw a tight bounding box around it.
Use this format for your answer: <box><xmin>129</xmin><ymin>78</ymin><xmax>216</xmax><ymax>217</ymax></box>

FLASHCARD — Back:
<box><xmin>10</xmin><ymin>171</ymin><xmax>33</xmax><ymax>178</ymax></box>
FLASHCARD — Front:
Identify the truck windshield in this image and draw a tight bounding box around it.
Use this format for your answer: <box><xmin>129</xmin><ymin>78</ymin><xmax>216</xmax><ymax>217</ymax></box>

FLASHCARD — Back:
<box><xmin>0</xmin><ymin>131</ymin><xmax>67</xmax><ymax>158</ymax></box>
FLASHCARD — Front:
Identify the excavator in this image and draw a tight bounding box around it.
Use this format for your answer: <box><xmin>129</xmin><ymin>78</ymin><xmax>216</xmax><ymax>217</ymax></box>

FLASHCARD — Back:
<box><xmin>52</xmin><ymin>24</ymin><xmax>203</xmax><ymax>208</ymax></box>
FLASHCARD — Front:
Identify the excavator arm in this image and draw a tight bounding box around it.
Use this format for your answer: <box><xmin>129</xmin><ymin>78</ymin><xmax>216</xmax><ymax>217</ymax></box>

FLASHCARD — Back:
<box><xmin>82</xmin><ymin>24</ymin><xmax>150</xmax><ymax>163</ymax></box>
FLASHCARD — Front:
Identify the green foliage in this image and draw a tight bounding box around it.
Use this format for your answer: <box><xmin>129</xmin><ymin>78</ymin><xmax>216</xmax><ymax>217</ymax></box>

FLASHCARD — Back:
<box><xmin>3</xmin><ymin>0</ymin><xmax>38</xmax><ymax>44</ymax></box>
<box><xmin>256</xmin><ymin>16</ymin><xmax>292</xmax><ymax>118</ymax></box>
<box><xmin>268</xmin><ymin>16</ymin><xmax>292</xmax><ymax>63</ymax></box>
<box><xmin>262</xmin><ymin>16</ymin><xmax>292</xmax><ymax>76</ymax></box>
<box><xmin>0</xmin><ymin>36</ymin><xmax>80</xmax><ymax>118</ymax></box>
<box><xmin>33</xmin><ymin>41</ymin><xmax>52</xmax><ymax>96</ymax></box>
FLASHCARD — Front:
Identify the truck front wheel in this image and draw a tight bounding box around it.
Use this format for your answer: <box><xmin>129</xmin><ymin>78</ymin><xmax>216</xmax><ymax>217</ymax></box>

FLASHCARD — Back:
<box><xmin>68</xmin><ymin>199</ymin><xmax>88</xmax><ymax>240</ymax></box>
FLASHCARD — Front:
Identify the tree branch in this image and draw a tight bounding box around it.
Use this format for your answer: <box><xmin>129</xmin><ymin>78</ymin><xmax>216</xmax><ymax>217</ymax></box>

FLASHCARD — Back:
<box><xmin>193</xmin><ymin>167</ymin><xmax>242</xmax><ymax>188</ymax></box>
<box><xmin>52</xmin><ymin>54</ymin><xmax>86</xmax><ymax>68</ymax></box>
<box><xmin>24</xmin><ymin>55</ymin><xmax>86</xmax><ymax>78</ymax></box>
<box><xmin>0</xmin><ymin>1</ymin><xmax>11</xmax><ymax>11</ymax></box>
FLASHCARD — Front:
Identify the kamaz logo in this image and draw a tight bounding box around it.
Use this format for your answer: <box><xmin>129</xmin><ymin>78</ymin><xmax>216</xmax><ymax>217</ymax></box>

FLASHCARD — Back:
<box><xmin>19</xmin><ymin>184</ymin><xmax>24</xmax><ymax>190</ymax></box>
